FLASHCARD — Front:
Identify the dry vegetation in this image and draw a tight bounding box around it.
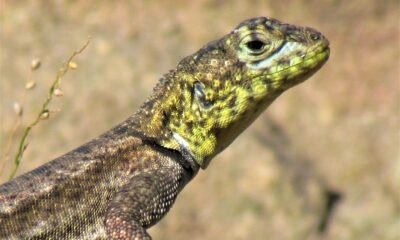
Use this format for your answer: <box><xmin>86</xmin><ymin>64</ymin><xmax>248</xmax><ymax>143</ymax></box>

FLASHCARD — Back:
<box><xmin>0</xmin><ymin>1</ymin><xmax>398</xmax><ymax>239</ymax></box>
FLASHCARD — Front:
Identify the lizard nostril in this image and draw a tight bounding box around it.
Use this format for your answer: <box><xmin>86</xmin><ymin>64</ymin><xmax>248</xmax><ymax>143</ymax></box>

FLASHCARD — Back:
<box><xmin>310</xmin><ymin>33</ymin><xmax>321</xmax><ymax>41</ymax></box>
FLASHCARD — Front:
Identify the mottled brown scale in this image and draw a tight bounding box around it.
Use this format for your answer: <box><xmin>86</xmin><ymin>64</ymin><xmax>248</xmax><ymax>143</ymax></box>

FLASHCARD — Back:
<box><xmin>0</xmin><ymin>17</ymin><xmax>329</xmax><ymax>239</ymax></box>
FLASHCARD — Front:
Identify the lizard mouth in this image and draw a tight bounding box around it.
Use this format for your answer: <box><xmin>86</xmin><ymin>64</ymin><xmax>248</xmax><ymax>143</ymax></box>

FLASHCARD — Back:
<box><xmin>287</xmin><ymin>45</ymin><xmax>329</xmax><ymax>73</ymax></box>
<box><xmin>263</xmin><ymin>43</ymin><xmax>330</xmax><ymax>85</ymax></box>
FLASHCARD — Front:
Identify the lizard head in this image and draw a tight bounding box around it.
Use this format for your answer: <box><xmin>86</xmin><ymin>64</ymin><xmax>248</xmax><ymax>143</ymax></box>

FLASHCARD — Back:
<box><xmin>153</xmin><ymin>17</ymin><xmax>330</xmax><ymax>169</ymax></box>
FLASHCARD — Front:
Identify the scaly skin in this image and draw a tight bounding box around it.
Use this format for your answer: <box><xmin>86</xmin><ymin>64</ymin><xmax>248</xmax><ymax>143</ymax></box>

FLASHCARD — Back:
<box><xmin>0</xmin><ymin>17</ymin><xmax>329</xmax><ymax>239</ymax></box>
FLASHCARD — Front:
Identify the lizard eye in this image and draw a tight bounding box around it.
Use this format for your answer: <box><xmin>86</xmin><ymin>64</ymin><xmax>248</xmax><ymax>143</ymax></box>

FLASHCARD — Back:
<box><xmin>240</xmin><ymin>34</ymin><xmax>271</xmax><ymax>56</ymax></box>
<box><xmin>194</xmin><ymin>82</ymin><xmax>213</xmax><ymax>109</ymax></box>
<box><xmin>245</xmin><ymin>39</ymin><xmax>266</xmax><ymax>53</ymax></box>
<box><xmin>238</xmin><ymin>32</ymin><xmax>276</xmax><ymax>62</ymax></box>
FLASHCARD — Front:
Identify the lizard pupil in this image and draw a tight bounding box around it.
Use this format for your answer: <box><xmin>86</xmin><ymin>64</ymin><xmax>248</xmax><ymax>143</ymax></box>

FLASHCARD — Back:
<box><xmin>246</xmin><ymin>40</ymin><xmax>265</xmax><ymax>51</ymax></box>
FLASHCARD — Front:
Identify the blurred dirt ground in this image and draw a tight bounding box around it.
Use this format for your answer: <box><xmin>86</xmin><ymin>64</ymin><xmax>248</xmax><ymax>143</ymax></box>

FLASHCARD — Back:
<box><xmin>0</xmin><ymin>1</ymin><xmax>399</xmax><ymax>239</ymax></box>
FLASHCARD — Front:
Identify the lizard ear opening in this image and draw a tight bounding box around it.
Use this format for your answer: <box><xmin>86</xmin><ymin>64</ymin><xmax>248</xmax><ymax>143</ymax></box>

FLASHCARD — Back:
<box><xmin>193</xmin><ymin>82</ymin><xmax>213</xmax><ymax>109</ymax></box>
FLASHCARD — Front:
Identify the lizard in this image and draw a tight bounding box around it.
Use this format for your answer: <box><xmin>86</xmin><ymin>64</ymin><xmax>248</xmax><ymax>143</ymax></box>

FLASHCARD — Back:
<box><xmin>0</xmin><ymin>17</ymin><xmax>330</xmax><ymax>239</ymax></box>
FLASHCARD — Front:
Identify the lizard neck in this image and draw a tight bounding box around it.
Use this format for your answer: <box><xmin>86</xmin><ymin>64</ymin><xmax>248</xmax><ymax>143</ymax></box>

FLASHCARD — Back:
<box><xmin>132</xmin><ymin>63</ymin><xmax>228</xmax><ymax>169</ymax></box>
<box><xmin>132</xmin><ymin>70</ymin><xmax>200</xmax><ymax>162</ymax></box>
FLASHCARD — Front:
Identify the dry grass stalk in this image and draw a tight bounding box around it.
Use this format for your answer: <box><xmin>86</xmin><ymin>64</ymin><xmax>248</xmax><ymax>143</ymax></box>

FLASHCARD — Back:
<box><xmin>5</xmin><ymin>39</ymin><xmax>90</xmax><ymax>180</ymax></box>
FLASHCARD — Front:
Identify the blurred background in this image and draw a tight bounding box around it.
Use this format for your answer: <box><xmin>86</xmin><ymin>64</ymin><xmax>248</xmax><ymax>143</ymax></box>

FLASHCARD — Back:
<box><xmin>0</xmin><ymin>1</ymin><xmax>398</xmax><ymax>239</ymax></box>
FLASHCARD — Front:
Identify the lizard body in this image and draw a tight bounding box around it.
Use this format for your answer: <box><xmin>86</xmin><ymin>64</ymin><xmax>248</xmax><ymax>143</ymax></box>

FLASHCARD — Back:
<box><xmin>0</xmin><ymin>17</ymin><xmax>329</xmax><ymax>239</ymax></box>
